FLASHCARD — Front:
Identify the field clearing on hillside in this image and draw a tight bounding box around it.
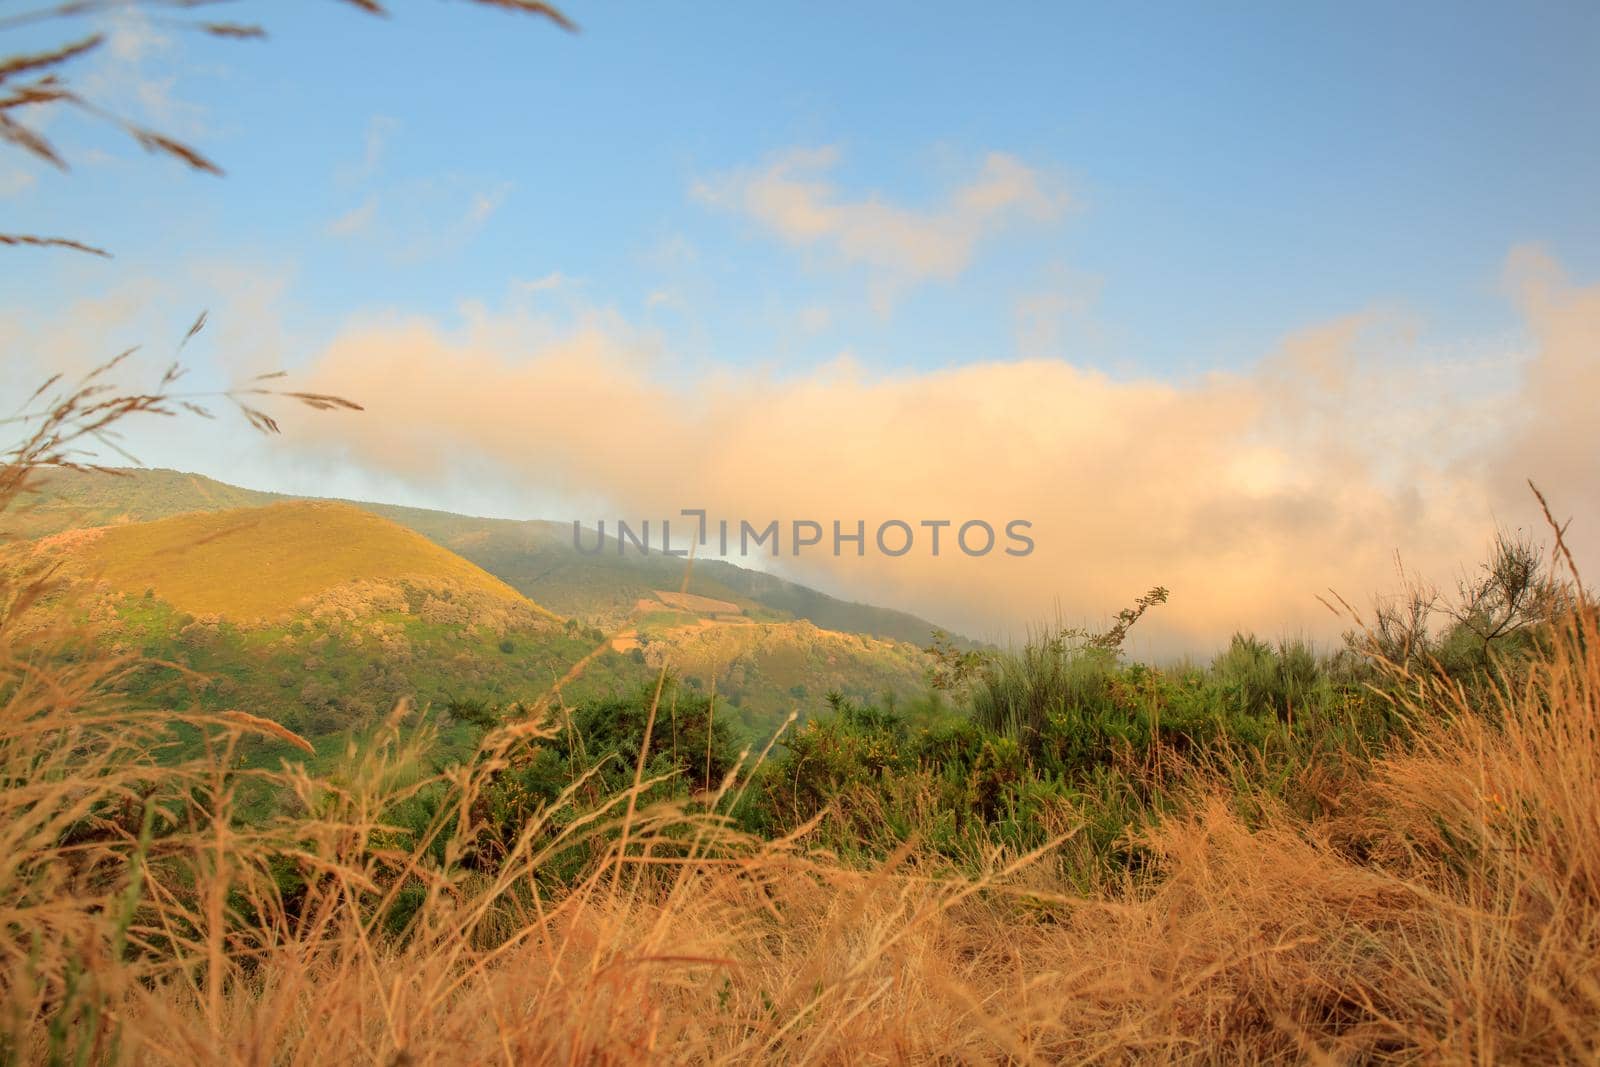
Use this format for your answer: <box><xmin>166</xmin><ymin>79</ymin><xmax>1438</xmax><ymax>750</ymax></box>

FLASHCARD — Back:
<box><xmin>654</xmin><ymin>589</ymin><xmax>744</xmax><ymax>615</ymax></box>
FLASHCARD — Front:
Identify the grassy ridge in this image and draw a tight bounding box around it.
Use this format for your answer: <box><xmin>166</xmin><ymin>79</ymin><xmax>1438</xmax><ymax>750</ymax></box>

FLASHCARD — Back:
<box><xmin>640</xmin><ymin>618</ymin><xmax>931</xmax><ymax>732</ymax></box>
<box><xmin>23</xmin><ymin>468</ymin><xmax>971</xmax><ymax>645</ymax></box>
<box><xmin>71</xmin><ymin>500</ymin><xmax>537</xmax><ymax>620</ymax></box>
<box><xmin>5</xmin><ymin>468</ymin><xmax>277</xmax><ymax>540</ymax></box>
<box><xmin>10</xmin><ymin>497</ymin><xmax>931</xmax><ymax>752</ymax></box>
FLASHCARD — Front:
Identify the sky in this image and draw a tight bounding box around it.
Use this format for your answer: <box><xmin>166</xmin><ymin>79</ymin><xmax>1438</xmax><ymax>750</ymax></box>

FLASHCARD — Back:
<box><xmin>4</xmin><ymin>1</ymin><xmax>1598</xmax><ymax>654</ymax></box>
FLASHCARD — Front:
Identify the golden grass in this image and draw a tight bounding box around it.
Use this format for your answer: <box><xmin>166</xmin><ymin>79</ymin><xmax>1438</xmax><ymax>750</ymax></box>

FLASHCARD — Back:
<box><xmin>0</xmin><ymin>585</ymin><xmax>1593</xmax><ymax>1063</ymax></box>
<box><xmin>63</xmin><ymin>499</ymin><xmax>539</xmax><ymax>620</ymax></box>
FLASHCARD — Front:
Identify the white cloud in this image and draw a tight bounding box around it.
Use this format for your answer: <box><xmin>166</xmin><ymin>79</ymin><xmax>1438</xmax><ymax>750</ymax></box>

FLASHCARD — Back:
<box><xmin>463</xmin><ymin>182</ymin><xmax>511</xmax><ymax>228</ymax></box>
<box><xmin>265</xmin><ymin>251</ymin><xmax>1594</xmax><ymax>654</ymax></box>
<box><xmin>323</xmin><ymin>178</ymin><xmax>513</xmax><ymax>262</ymax></box>
<box><xmin>15</xmin><ymin>247</ymin><xmax>1590</xmax><ymax>658</ymax></box>
<box><xmin>797</xmin><ymin>305</ymin><xmax>833</xmax><ymax>334</ymax></box>
<box><xmin>1011</xmin><ymin>261</ymin><xmax>1106</xmax><ymax>360</ymax></box>
<box><xmin>0</xmin><ymin>169</ymin><xmax>37</xmax><ymax>198</ymax></box>
<box><xmin>517</xmin><ymin>272</ymin><xmax>576</xmax><ymax>293</ymax></box>
<box><xmin>695</xmin><ymin>147</ymin><xmax>1070</xmax><ymax>304</ymax></box>
<box><xmin>84</xmin><ymin>8</ymin><xmax>206</xmax><ymax>138</ymax></box>
<box><xmin>327</xmin><ymin>196</ymin><xmax>379</xmax><ymax>238</ymax></box>
<box><xmin>338</xmin><ymin>116</ymin><xmax>401</xmax><ymax>187</ymax></box>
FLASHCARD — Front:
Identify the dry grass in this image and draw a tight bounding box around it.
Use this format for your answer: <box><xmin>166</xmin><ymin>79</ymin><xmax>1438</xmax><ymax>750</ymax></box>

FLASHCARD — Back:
<box><xmin>49</xmin><ymin>499</ymin><xmax>536</xmax><ymax>620</ymax></box>
<box><xmin>2</xmin><ymin>583</ymin><xmax>1596</xmax><ymax>1063</ymax></box>
<box><xmin>4</xmin><ymin>378</ymin><xmax>1600</xmax><ymax>1063</ymax></box>
<box><xmin>8</xmin><ymin>607</ymin><xmax>1600</xmax><ymax>1064</ymax></box>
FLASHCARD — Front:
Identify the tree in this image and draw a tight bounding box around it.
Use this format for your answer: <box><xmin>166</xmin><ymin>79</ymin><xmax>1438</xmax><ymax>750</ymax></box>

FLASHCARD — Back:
<box><xmin>1340</xmin><ymin>528</ymin><xmax>1573</xmax><ymax>680</ymax></box>
<box><xmin>1445</xmin><ymin>530</ymin><xmax>1570</xmax><ymax>659</ymax></box>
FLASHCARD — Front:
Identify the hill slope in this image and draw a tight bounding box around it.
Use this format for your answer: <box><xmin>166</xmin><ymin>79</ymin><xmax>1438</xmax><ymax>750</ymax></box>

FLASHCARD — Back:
<box><xmin>9</xmin><ymin>489</ymin><xmax>934</xmax><ymax>749</ymax></box>
<box><xmin>627</xmin><ymin>616</ymin><xmax>933</xmax><ymax>735</ymax></box>
<box><xmin>65</xmin><ymin>500</ymin><xmax>538</xmax><ymax>621</ymax></box>
<box><xmin>6</xmin><ymin>468</ymin><xmax>278</xmax><ymax>540</ymax></box>
<box><xmin>21</xmin><ymin>468</ymin><xmax>970</xmax><ymax>647</ymax></box>
<box><xmin>8</xmin><ymin>503</ymin><xmax>648</xmax><ymax>772</ymax></box>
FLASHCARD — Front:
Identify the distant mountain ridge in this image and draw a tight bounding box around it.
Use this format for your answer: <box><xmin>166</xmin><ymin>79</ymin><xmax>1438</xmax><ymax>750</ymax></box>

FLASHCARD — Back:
<box><xmin>16</xmin><ymin>467</ymin><xmax>971</xmax><ymax>648</ymax></box>
<box><xmin>10</xmin><ymin>475</ymin><xmax>936</xmax><ymax>745</ymax></box>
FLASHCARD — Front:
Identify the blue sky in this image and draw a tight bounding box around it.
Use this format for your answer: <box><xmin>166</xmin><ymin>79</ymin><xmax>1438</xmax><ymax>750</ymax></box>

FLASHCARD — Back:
<box><xmin>10</xmin><ymin>1</ymin><xmax>1598</xmax><ymax>379</ymax></box>
<box><xmin>6</xmin><ymin>1</ymin><xmax>1599</xmax><ymax>649</ymax></box>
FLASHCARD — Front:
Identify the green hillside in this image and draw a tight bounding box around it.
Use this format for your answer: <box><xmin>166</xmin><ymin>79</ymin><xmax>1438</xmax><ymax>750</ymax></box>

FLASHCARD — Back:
<box><xmin>6</xmin><ymin>468</ymin><xmax>277</xmax><ymax>541</ymax></box>
<box><xmin>21</xmin><ymin>467</ymin><xmax>971</xmax><ymax>647</ymax></box>
<box><xmin>10</xmin><ymin>491</ymin><xmax>935</xmax><ymax>753</ymax></box>
<box><xmin>627</xmin><ymin>616</ymin><xmax>932</xmax><ymax>736</ymax></box>
<box><xmin>69</xmin><ymin>500</ymin><xmax>539</xmax><ymax>620</ymax></box>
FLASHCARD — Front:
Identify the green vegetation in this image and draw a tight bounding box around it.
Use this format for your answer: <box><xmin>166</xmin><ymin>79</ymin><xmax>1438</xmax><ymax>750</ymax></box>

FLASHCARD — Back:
<box><xmin>408</xmin><ymin>627</ymin><xmax>1390</xmax><ymax>889</ymax></box>
<box><xmin>8</xmin><ymin>491</ymin><xmax>937</xmax><ymax>755</ymax></box>
<box><xmin>24</xmin><ymin>468</ymin><xmax>971</xmax><ymax>645</ymax></box>
<box><xmin>9</xmin><ymin>476</ymin><xmax>934</xmax><ymax>742</ymax></box>
<box><xmin>403</xmin><ymin>540</ymin><xmax>1569</xmax><ymax>892</ymax></box>
<box><xmin>635</xmin><ymin>619</ymin><xmax>930</xmax><ymax>734</ymax></box>
<box><xmin>75</xmin><ymin>499</ymin><xmax>538</xmax><ymax>619</ymax></box>
<box><xmin>16</xmin><ymin>481</ymin><xmax>1568</xmax><ymax>869</ymax></box>
<box><xmin>7</xmin><ymin>469</ymin><xmax>275</xmax><ymax>540</ymax></box>
<box><xmin>95</xmin><ymin>576</ymin><xmax>647</xmax><ymax>776</ymax></box>
<box><xmin>7</xmin><ymin>423</ymin><xmax>1597</xmax><ymax>1060</ymax></box>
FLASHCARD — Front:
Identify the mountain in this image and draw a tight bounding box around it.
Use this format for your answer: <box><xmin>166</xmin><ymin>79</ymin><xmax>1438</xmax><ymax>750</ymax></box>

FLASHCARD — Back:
<box><xmin>7</xmin><ymin>467</ymin><xmax>278</xmax><ymax>538</ymax></box>
<box><xmin>59</xmin><ymin>499</ymin><xmax>539</xmax><ymax>620</ymax></box>
<box><xmin>16</xmin><ymin>467</ymin><xmax>968</xmax><ymax>647</ymax></box>
<box><xmin>8</xmin><ymin>477</ymin><xmax>938</xmax><ymax>751</ymax></box>
<box><xmin>8</xmin><ymin>499</ymin><xmax>646</xmax><ymax>775</ymax></box>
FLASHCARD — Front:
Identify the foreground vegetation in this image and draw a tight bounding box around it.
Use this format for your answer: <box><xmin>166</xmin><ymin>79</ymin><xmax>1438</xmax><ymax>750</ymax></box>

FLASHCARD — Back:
<box><xmin>0</xmin><ymin>348</ymin><xmax>1592</xmax><ymax>1063</ymax></box>
<box><xmin>6</xmin><ymin>465</ymin><xmax>1598</xmax><ymax>1062</ymax></box>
